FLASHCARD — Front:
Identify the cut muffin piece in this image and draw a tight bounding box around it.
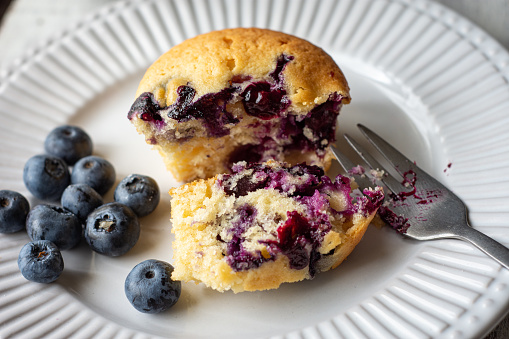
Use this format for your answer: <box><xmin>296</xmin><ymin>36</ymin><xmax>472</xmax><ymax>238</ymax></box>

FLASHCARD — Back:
<box><xmin>169</xmin><ymin>160</ymin><xmax>383</xmax><ymax>293</ymax></box>
<box><xmin>128</xmin><ymin>28</ymin><xmax>351</xmax><ymax>182</ymax></box>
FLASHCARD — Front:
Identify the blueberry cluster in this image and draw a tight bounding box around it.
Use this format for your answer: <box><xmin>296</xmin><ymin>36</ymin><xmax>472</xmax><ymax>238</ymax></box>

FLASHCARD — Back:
<box><xmin>1</xmin><ymin>127</ymin><xmax>148</xmax><ymax>269</ymax></box>
<box><xmin>1</xmin><ymin>125</ymin><xmax>181</xmax><ymax>313</ymax></box>
<box><xmin>18</xmin><ymin>125</ymin><xmax>153</xmax><ymax>261</ymax></box>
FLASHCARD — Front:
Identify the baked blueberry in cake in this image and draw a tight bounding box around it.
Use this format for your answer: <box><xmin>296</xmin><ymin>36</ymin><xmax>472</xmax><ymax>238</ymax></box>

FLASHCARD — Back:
<box><xmin>128</xmin><ymin>28</ymin><xmax>351</xmax><ymax>182</ymax></box>
<box><xmin>169</xmin><ymin>160</ymin><xmax>383</xmax><ymax>292</ymax></box>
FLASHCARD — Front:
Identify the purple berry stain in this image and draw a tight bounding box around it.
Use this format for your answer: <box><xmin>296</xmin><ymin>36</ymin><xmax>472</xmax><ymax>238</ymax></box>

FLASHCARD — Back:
<box><xmin>218</xmin><ymin>162</ymin><xmax>384</xmax><ymax>275</ymax></box>
<box><xmin>240</xmin><ymin>54</ymin><xmax>293</xmax><ymax>120</ymax></box>
<box><xmin>276</xmin><ymin>211</ymin><xmax>316</xmax><ymax>271</ymax></box>
<box><xmin>379</xmin><ymin>168</ymin><xmax>443</xmax><ymax>234</ymax></box>
<box><xmin>378</xmin><ymin>206</ymin><xmax>411</xmax><ymax>234</ymax></box>
<box><xmin>281</xmin><ymin>93</ymin><xmax>344</xmax><ymax>153</ymax></box>
<box><xmin>224</xmin><ymin>205</ymin><xmax>271</xmax><ymax>271</ymax></box>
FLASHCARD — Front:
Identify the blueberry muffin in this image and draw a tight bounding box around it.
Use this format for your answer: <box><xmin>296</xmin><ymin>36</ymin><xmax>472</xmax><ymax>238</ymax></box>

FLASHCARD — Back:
<box><xmin>169</xmin><ymin>161</ymin><xmax>383</xmax><ymax>293</ymax></box>
<box><xmin>128</xmin><ymin>28</ymin><xmax>351</xmax><ymax>182</ymax></box>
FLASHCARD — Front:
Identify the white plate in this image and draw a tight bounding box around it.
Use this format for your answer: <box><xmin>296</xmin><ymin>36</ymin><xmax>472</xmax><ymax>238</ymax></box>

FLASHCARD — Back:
<box><xmin>1</xmin><ymin>0</ymin><xmax>509</xmax><ymax>338</ymax></box>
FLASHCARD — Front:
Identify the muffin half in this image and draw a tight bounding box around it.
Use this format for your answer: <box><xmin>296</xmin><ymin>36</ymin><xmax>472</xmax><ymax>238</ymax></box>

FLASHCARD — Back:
<box><xmin>128</xmin><ymin>28</ymin><xmax>350</xmax><ymax>182</ymax></box>
<box><xmin>169</xmin><ymin>161</ymin><xmax>383</xmax><ymax>292</ymax></box>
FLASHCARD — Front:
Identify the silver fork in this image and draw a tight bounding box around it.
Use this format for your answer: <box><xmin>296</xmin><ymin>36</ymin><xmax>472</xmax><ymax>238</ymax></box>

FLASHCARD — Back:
<box><xmin>331</xmin><ymin>124</ymin><xmax>509</xmax><ymax>269</ymax></box>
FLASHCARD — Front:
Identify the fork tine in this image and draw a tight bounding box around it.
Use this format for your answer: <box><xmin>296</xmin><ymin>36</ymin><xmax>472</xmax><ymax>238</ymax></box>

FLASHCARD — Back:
<box><xmin>344</xmin><ymin>134</ymin><xmax>404</xmax><ymax>194</ymax></box>
<box><xmin>330</xmin><ymin>145</ymin><xmax>374</xmax><ymax>190</ymax></box>
<box><xmin>358</xmin><ymin>124</ymin><xmax>419</xmax><ymax>176</ymax></box>
<box><xmin>357</xmin><ymin>124</ymin><xmax>442</xmax><ymax>190</ymax></box>
<box><xmin>330</xmin><ymin>145</ymin><xmax>357</xmax><ymax>173</ymax></box>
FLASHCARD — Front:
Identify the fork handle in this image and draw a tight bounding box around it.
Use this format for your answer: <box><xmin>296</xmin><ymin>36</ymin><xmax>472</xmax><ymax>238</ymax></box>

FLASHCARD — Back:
<box><xmin>455</xmin><ymin>226</ymin><xmax>509</xmax><ymax>270</ymax></box>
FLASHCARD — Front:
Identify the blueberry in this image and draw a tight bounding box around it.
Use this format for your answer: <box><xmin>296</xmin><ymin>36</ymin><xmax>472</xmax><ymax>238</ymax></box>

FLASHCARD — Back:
<box><xmin>125</xmin><ymin>259</ymin><xmax>181</xmax><ymax>313</ymax></box>
<box><xmin>84</xmin><ymin>202</ymin><xmax>140</xmax><ymax>256</ymax></box>
<box><xmin>114</xmin><ymin>174</ymin><xmax>160</xmax><ymax>217</ymax></box>
<box><xmin>26</xmin><ymin>204</ymin><xmax>82</xmax><ymax>250</ymax></box>
<box><xmin>127</xmin><ymin>92</ymin><xmax>163</xmax><ymax>123</ymax></box>
<box><xmin>240</xmin><ymin>82</ymin><xmax>289</xmax><ymax>120</ymax></box>
<box><xmin>71</xmin><ymin>156</ymin><xmax>115</xmax><ymax>196</ymax></box>
<box><xmin>44</xmin><ymin>125</ymin><xmax>93</xmax><ymax>165</ymax></box>
<box><xmin>61</xmin><ymin>184</ymin><xmax>103</xmax><ymax>223</ymax></box>
<box><xmin>18</xmin><ymin>240</ymin><xmax>64</xmax><ymax>283</ymax></box>
<box><xmin>23</xmin><ymin>154</ymin><xmax>70</xmax><ymax>201</ymax></box>
<box><xmin>0</xmin><ymin>190</ymin><xmax>30</xmax><ymax>233</ymax></box>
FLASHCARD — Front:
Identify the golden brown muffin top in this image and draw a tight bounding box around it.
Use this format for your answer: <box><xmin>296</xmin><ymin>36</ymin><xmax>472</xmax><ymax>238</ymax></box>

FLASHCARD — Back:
<box><xmin>136</xmin><ymin>28</ymin><xmax>350</xmax><ymax>113</ymax></box>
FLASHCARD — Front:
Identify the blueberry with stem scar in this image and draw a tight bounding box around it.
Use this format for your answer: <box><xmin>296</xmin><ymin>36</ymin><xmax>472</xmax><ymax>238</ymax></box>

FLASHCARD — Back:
<box><xmin>114</xmin><ymin>174</ymin><xmax>160</xmax><ymax>217</ymax></box>
<box><xmin>85</xmin><ymin>202</ymin><xmax>140</xmax><ymax>256</ymax></box>
<box><xmin>23</xmin><ymin>154</ymin><xmax>70</xmax><ymax>201</ymax></box>
<box><xmin>125</xmin><ymin>259</ymin><xmax>181</xmax><ymax>313</ymax></box>
<box><xmin>71</xmin><ymin>156</ymin><xmax>115</xmax><ymax>196</ymax></box>
<box><xmin>18</xmin><ymin>240</ymin><xmax>64</xmax><ymax>283</ymax></box>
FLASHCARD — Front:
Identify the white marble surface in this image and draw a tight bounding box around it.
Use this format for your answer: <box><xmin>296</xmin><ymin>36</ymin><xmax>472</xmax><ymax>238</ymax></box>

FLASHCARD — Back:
<box><xmin>0</xmin><ymin>0</ymin><xmax>508</xmax><ymax>338</ymax></box>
